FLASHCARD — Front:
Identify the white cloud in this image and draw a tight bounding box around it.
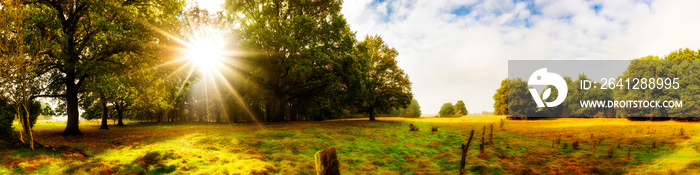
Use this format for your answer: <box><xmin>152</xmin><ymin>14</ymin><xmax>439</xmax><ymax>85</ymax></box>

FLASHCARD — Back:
<box><xmin>342</xmin><ymin>0</ymin><xmax>700</xmax><ymax>115</ymax></box>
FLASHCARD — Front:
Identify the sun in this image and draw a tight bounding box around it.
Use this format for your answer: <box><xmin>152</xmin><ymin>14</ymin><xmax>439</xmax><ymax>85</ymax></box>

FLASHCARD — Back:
<box><xmin>186</xmin><ymin>28</ymin><xmax>225</xmax><ymax>70</ymax></box>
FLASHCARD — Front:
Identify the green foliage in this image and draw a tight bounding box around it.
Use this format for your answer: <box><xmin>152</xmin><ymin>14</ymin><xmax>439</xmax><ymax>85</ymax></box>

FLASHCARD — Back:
<box><xmin>615</xmin><ymin>48</ymin><xmax>700</xmax><ymax>120</ymax></box>
<box><xmin>0</xmin><ymin>98</ymin><xmax>40</xmax><ymax>140</ymax></box>
<box><xmin>497</xmin><ymin>48</ymin><xmax>699</xmax><ymax>120</ymax></box>
<box><xmin>0</xmin><ymin>98</ymin><xmax>14</xmax><ymax>139</ymax></box>
<box><xmin>438</xmin><ymin>103</ymin><xmax>454</xmax><ymax>117</ymax></box>
<box><xmin>405</xmin><ymin>99</ymin><xmax>422</xmax><ymax>118</ymax></box>
<box><xmin>390</xmin><ymin>98</ymin><xmax>421</xmax><ymax>118</ymax></box>
<box><xmin>7</xmin><ymin>0</ymin><xmax>186</xmax><ymax>135</ymax></box>
<box><xmin>507</xmin><ymin>78</ymin><xmax>537</xmax><ymax>119</ymax></box>
<box><xmin>39</xmin><ymin>101</ymin><xmax>54</xmax><ymax>117</ymax></box>
<box><xmin>227</xmin><ymin>0</ymin><xmax>360</xmax><ymax>122</ymax></box>
<box><xmin>224</xmin><ymin>1</ymin><xmax>413</xmax><ymax>122</ymax></box>
<box><xmin>540</xmin><ymin>77</ymin><xmax>569</xmax><ymax>117</ymax></box>
<box><xmin>493</xmin><ymin>79</ymin><xmax>509</xmax><ymax>115</ymax></box>
<box><xmin>347</xmin><ymin>35</ymin><xmax>413</xmax><ymax>120</ymax></box>
<box><xmin>454</xmin><ymin>100</ymin><xmax>467</xmax><ymax>116</ymax></box>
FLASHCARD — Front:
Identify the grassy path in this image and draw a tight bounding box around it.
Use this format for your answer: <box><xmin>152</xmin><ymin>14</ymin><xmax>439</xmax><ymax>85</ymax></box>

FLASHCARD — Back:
<box><xmin>637</xmin><ymin>132</ymin><xmax>700</xmax><ymax>174</ymax></box>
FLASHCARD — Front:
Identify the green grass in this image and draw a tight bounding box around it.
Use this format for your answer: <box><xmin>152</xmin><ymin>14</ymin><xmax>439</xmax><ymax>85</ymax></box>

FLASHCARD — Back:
<box><xmin>3</xmin><ymin>116</ymin><xmax>700</xmax><ymax>174</ymax></box>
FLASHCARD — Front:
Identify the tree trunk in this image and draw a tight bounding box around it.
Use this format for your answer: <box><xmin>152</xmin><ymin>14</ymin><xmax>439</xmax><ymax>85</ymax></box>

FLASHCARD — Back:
<box><xmin>116</xmin><ymin>104</ymin><xmax>125</xmax><ymax>126</ymax></box>
<box><xmin>267</xmin><ymin>94</ymin><xmax>286</xmax><ymax>122</ymax></box>
<box><xmin>63</xmin><ymin>82</ymin><xmax>83</xmax><ymax>135</ymax></box>
<box><xmin>369</xmin><ymin>106</ymin><xmax>376</xmax><ymax>121</ymax></box>
<box><xmin>16</xmin><ymin>114</ymin><xmax>24</xmax><ymax>143</ymax></box>
<box><xmin>215</xmin><ymin>106</ymin><xmax>221</xmax><ymax>123</ymax></box>
<box><xmin>99</xmin><ymin>93</ymin><xmax>109</xmax><ymax>130</ymax></box>
<box><xmin>21</xmin><ymin>106</ymin><xmax>34</xmax><ymax>150</ymax></box>
<box><xmin>232</xmin><ymin>106</ymin><xmax>239</xmax><ymax>123</ymax></box>
<box><xmin>157</xmin><ymin>111</ymin><xmax>163</xmax><ymax>123</ymax></box>
<box><xmin>489</xmin><ymin>124</ymin><xmax>493</xmax><ymax>144</ymax></box>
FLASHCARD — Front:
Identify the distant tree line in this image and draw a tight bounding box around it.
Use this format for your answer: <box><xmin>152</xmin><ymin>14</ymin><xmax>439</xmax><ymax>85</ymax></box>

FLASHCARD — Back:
<box><xmin>494</xmin><ymin>48</ymin><xmax>700</xmax><ymax>121</ymax></box>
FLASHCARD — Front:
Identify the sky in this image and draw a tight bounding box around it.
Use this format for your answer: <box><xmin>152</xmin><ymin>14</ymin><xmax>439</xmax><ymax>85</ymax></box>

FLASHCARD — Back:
<box><xmin>341</xmin><ymin>0</ymin><xmax>700</xmax><ymax>115</ymax></box>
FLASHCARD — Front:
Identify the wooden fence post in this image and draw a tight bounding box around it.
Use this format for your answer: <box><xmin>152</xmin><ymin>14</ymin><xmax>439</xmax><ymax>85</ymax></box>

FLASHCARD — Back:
<box><xmin>489</xmin><ymin>124</ymin><xmax>493</xmax><ymax>145</ymax></box>
<box><xmin>482</xmin><ymin>126</ymin><xmax>485</xmax><ymax>145</ymax></box>
<box><xmin>500</xmin><ymin>119</ymin><xmax>505</xmax><ymax>131</ymax></box>
<box><xmin>315</xmin><ymin>147</ymin><xmax>340</xmax><ymax>175</ymax></box>
<box><xmin>460</xmin><ymin>130</ymin><xmax>475</xmax><ymax>175</ymax></box>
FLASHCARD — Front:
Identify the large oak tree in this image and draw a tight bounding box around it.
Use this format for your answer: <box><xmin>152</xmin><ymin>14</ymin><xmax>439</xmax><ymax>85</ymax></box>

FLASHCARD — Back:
<box><xmin>353</xmin><ymin>35</ymin><xmax>412</xmax><ymax>121</ymax></box>
<box><xmin>16</xmin><ymin>0</ymin><xmax>182</xmax><ymax>135</ymax></box>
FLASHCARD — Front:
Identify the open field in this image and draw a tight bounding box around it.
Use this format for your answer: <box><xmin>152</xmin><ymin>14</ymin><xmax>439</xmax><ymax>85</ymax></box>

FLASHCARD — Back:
<box><xmin>2</xmin><ymin>116</ymin><xmax>700</xmax><ymax>174</ymax></box>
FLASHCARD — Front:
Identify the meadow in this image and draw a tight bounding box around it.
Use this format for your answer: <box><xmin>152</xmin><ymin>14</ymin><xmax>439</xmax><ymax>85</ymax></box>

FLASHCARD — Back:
<box><xmin>2</xmin><ymin>116</ymin><xmax>700</xmax><ymax>174</ymax></box>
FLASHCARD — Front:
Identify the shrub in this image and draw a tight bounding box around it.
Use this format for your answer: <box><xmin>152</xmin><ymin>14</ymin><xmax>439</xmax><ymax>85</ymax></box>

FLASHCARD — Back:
<box><xmin>0</xmin><ymin>99</ymin><xmax>42</xmax><ymax>140</ymax></box>
<box><xmin>0</xmin><ymin>98</ymin><xmax>14</xmax><ymax>140</ymax></box>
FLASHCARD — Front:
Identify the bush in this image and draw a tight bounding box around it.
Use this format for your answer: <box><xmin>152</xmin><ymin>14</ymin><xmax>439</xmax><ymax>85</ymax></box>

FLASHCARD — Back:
<box><xmin>0</xmin><ymin>98</ymin><xmax>14</xmax><ymax>140</ymax></box>
<box><xmin>0</xmin><ymin>99</ymin><xmax>42</xmax><ymax>140</ymax></box>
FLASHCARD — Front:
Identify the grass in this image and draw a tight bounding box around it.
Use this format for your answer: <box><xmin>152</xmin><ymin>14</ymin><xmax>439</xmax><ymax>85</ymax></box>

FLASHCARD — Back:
<box><xmin>2</xmin><ymin>116</ymin><xmax>700</xmax><ymax>174</ymax></box>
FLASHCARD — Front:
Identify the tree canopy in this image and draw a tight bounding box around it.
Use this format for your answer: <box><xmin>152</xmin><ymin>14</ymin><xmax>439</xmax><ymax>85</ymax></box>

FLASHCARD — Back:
<box><xmin>439</xmin><ymin>103</ymin><xmax>454</xmax><ymax>117</ymax></box>
<box><xmin>454</xmin><ymin>100</ymin><xmax>467</xmax><ymax>116</ymax></box>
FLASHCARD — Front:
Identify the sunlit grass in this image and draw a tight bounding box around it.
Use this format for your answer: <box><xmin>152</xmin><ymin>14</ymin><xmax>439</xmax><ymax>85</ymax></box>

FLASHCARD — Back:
<box><xmin>4</xmin><ymin>116</ymin><xmax>700</xmax><ymax>174</ymax></box>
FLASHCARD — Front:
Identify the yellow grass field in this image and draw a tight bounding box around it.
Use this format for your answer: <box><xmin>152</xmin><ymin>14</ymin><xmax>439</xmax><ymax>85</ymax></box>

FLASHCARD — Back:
<box><xmin>2</xmin><ymin>116</ymin><xmax>700</xmax><ymax>174</ymax></box>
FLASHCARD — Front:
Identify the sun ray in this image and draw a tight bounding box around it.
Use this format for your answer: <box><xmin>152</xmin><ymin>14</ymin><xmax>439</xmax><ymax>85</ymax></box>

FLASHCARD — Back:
<box><xmin>210</xmin><ymin>67</ymin><xmax>263</xmax><ymax>126</ymax></box>
<box><xmin>143</xmin><ymin>10</ymin><xmax>264</xmax><ymax>125</ymax></box>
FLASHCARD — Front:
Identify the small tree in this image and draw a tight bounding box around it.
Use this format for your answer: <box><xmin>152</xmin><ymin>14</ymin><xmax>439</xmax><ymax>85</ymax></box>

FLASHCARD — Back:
<box><xmin>0</xmin><ymin>0</ymin><xmax>46</xmax><ymax>149</ymax></box>
<box><xmin>399</xmin><ymin>98</ymin><xmax>422</xmax><ymax>118</ymax></box>
<box><xmin>439</xmin><ymin>103</ymin><xmax>454</xmax><ymax>117</ymax></box>
<box><xmin>493</xmin><ymin>79</ymin><xmax>508</xmax><ymax>115</ymax></box>
<box><xmin>454</xmin><ymin>100</ymin><xmax>468</xmax><ymax>116</ymax></box>
<box><xmin>353</xmin><ymin>35</ymin><xmax>413</xmax><ymax>121</ymax></box>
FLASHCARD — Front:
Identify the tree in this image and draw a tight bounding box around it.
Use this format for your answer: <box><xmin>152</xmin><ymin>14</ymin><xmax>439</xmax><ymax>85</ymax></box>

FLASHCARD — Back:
<box><xmin>353</xmin><ymin>35</ymin><xmax>413</xmax><ymax>121</ymax></box>
<box><xmin>405</xmin><ymin>99</ymin><xmax>422</xmax><ymax>118</ymax></box>
<box><xmin>541</xmin><ymin>76</ymin><xmax>572</xmax><ymax>117</ymax></box>
<box><xmin>507</xmin><ymin>78</ymin><xmax>537</xmax><ymax>119</ymax></box>
<box><xmin>13</xmin><ymin>0</ymin><xmax>184</xmax><ymax>135</ymax></box>
<box><xmin>615</xmin><ymin>49</ymin><xmax>700</xmax><ymax>120</ymax></box>
<box><xmin>665</xmin><ymin>51</ymin><xmax>700</xmax><ymax>120</ymax></box>
<box><xmin>614</xmin><ymin>58</ymin><xmax>667</xmax><ymax>119</ymax></box>
<box><xmin>454</xmin><ymin>100</ymin><xmax>468</xmax><ymax>116</ymax></box>
<box><xmin>493</xmin><ymin>79</ymin><xmax>509</xmax><ymax>115</ymax></box>
<box><xmin>439</xmin><ymin>103</ymin><xmax>455</xmax><ymax>117</ymax></box>
<box><xmin>227</xmin><ymin>0</ymin><xmax>358</xmax><ymax>122</ymax></box>
<box><xmin>0</xmin><ymin>0</ymin><xmax>46</xmax><ymax>149</ymax></box>
<box><xmin>391</xmin><ymin>98</ymin><xmax>421</xmax><ymax>118</ymax></box>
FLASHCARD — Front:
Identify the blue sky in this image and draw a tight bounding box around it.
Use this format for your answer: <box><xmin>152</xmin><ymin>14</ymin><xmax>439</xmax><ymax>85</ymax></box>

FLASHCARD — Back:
<box><xmin>342</xmin><ymin>0</ymin><xmax>700</xmax><ymax>115</ymax></box>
